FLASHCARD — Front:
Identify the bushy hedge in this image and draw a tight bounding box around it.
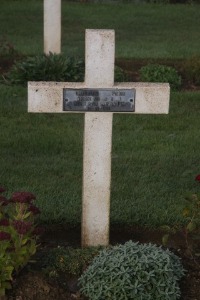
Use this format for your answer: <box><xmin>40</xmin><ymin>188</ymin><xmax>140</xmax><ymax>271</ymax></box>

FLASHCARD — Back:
<box><xmin>139</xmin><ymin>64</ymin><xmax>182</xmax><ymax>90</ymax></box>
<box><xmin>2</xmin><ymin>53</ymin><xmax>128</xmax><ymax>85</ymax></box>
<box><xmin>3</xmin><ymin>53</ymin><xmax>84</xmax><ymax>85</ymax></box>
<box><xmin>79</xmin><ymin>241</ymin><xmax>185</xmax><ymax>300</ymax></box>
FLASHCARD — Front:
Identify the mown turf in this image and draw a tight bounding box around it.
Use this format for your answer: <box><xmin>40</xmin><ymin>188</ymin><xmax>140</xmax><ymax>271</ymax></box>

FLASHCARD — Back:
<box><xmin>1</xmin><ymin>1</ymin><xmax>200</xmax><ymax>227</ymax></box>
<box><xmin>0</xmin><ymin>84</ymin><xmax>199</xmax><ymax>226</ymax></box>
<box><xmin>0</xmin><ymin>1</ymin><xmax>200</xmax><ymax>58</ymax></box>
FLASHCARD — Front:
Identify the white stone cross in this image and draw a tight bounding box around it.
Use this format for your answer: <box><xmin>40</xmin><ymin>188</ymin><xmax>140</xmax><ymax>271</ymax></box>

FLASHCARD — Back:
<box><xmin>44</xmin><ymin>0</ymin><xmax>61</xmax><ymax>54</ymax></box>
<box><xmin>28</xmin><ymin>29</ymin><xmax>170</xmax><ymax>247</ymax></box>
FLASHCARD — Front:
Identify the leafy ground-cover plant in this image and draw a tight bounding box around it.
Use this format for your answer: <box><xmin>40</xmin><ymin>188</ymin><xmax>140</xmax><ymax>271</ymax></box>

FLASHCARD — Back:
<box><xmin>162</xmin><ymin>174</ymin><xmax>200</xmax><ymax>258</ymax></box>
<box><xmin>2</xmin><ymin>53</ymin><xmax>129</xmax><ymax>85</ymax></box>
<box><xmin>0</xmin><ymin>187</ymin><xmax>42</xmax><ymax>296</ymax></box>
<box><xmin>43</xmin><ymin>246</ymin><xmax>103</xmax><ymax>278</ymax></box>
<box><xmin>42</xmin><ymin>246</ymin><xmax>103</xmax><ymax>293</ymax></box>
<box><xmin>139</xmin><ymin>64</ymin><xmax>182</xmax><ymax>90</ymax></box>
<box><xmin>79</xmin><ymin>240</ymin><xmax>185</xmax><ymax>300</ymax></box>
<box><xmin>3</xmin><ymin>53</ymin><xmax>85</xmax><ymax>85</ymax></box>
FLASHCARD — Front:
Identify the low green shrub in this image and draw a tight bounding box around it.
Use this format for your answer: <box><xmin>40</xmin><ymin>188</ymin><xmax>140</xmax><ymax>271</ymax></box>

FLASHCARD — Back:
<box><xmin>139</xmin><ymin>64</ymin><xmax>182</xmax><ymax>90</ymax></box>
<box><xmin>3</xmin><ymin>53</ymin><xmax>85</xmax><ymax>85</ymax></box>
<box><xmin>183</xmin><ymin>56</ymin><xmax>200</xmax><ymax>86</ymax></box>
<box><xmin>3</xmin><ymin>53</ymin><xmax>128</xmax><ymax>85</ymax></box>
<box><xmin>43</xmin><ymin>246</ymin><xmax>102</xmax><ymax>278</ymax></box>
<box><xmin>79</xmin><ymin>241</ymin><xmax>185</xmax><ymax>300</ymax></box>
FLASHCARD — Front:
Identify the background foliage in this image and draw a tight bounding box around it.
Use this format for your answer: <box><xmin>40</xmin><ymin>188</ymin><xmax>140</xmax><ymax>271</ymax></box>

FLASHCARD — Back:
<box><xmin>139</xmin><ymin>64</ymin><xmax>182</xmax><ymax>90</ymax></box>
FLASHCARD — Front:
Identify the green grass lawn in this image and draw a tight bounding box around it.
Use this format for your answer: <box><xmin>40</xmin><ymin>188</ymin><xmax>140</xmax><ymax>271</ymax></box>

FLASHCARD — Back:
<box><xmin>0</xmin><ymin>1</ymin><xmax>200</xmax><ymax>228</ymax></box>
<box><xmin>0</xmin><ymin>84</ymin><xmax>200</xmax><ymax>227</ymax></box>
<box><xmin>0</xmin><ymin>1</ymin><xmax>200</xmax><ymax>58</ymax></box>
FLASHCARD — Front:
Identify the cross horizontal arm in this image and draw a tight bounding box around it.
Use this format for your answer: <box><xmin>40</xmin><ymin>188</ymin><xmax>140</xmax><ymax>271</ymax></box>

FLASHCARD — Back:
<box><xmin>28</xmin><ymin>82</ymin><xmax>170</xmax><ymax>114</ymax></box>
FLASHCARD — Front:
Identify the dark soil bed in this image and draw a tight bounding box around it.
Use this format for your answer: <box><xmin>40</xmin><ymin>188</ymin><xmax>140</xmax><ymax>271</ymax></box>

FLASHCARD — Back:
<box><xmin>5</xmin><ymin>225</ymin><xmax>200</xmax><ymax>300</ymax></box>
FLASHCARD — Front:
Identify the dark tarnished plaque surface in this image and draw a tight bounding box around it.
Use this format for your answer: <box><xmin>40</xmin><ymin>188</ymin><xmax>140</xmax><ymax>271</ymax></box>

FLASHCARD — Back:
<box><xmin>63</xmin><ymin>89</ymin><xmax>135</xmax><ymax>112</ymax></box>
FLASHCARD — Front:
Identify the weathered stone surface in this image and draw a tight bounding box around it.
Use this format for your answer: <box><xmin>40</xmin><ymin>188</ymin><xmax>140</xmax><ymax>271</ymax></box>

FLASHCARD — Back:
<box><xmin>44</xmin><ymin>0</ymin><xmax>61</xmax><ymax>54</ymax></box>
<box><xmin>28</xmin><ymin>82</ymin><xmax>170</xmax><ymax>114</ymax></box>
<box><xmin>82</xmin><ymin>112</ymin><xmax>112</xmax><ymax>247</ymax></box>
<box><xmin>85</xmin><ymin>29</ymin><xmax>115</xmax><ymax>88</ymax></box>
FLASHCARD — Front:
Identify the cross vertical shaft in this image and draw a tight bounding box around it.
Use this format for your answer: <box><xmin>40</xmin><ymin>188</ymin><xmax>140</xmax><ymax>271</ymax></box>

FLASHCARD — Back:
<box><xmin>44</xmin><ymin>0</ymin><xmax>61</xmax><ymax>54</ymax></box>
<box><xmin>82</xmin><ymin>30</ymin><xmax>115</xmax><ymax>247</ymax></box>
